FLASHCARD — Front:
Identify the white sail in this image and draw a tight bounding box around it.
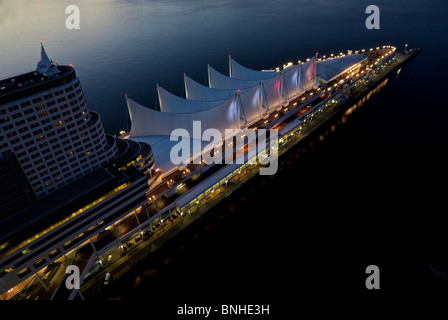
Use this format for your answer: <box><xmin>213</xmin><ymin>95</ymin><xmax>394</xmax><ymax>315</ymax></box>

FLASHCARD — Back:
<box><xmin>184</xmin><ymin>74</ymin><xmax>246</xmax><ymax>101</ymax></box>
<box><xmin>157</xmin><ymin>85</ymin><xmax>225</xmax><ymax>113</ymax></box>
<box><xmin>127</xmin><ymin>96</ymin><xmax>243</xmax><ymax>139</ymax></box>
<box><xmin>208</xmin><ymin>65</ymin><xmax>260</xmax><ymax>90</ymax></box>
<box><xmin>229</xmin><ymin>57</ymin><xmax>277</xmax><ymax>81</ymax></box>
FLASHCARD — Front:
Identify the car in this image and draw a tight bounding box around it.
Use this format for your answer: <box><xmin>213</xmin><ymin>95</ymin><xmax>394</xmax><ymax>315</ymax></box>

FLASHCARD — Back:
<box><xmin>104</xmin><ymin>272</ymin><xmax>111</xmax><ymax>285</ymax></box>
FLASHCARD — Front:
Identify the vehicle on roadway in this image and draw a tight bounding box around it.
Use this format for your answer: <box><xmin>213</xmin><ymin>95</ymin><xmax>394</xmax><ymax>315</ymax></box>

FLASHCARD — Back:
<box><xmin>104</xmin><ymin>273</ymin><xmax>111</xmax><ymax>285</ymax></box>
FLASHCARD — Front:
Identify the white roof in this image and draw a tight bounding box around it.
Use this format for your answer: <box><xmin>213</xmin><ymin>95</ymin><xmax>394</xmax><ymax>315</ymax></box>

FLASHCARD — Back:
<box><xmin>159</xmin><ymin>81</ymin><xmax>269</xmax><ymax>126</ymax></box>
<box><xmin>282</xmin><ymin>64</ymin><xmax>301</xmax><ymax>100</ymax></box>
<box><xmin>300</xmin><ymin>58</ymin><xmax>317</xmax><ymax>91</ymax></box>
<box><xmin>208</xmin><ymin>65</ymin><xmax>260</xmax><ymax>90</ymax></box>
<box><xmin>316</xmin><ymin>54</ymin><xmax>367</xmax><ymax>83</ymax></box>
<box><xmin>127</xmin><ymin>96</ymin><xmax>243</xmax><ymax>139</ymax></box>
<box><xmin>129</xmin><ymin>135</ymin><xmax>210</xmax><ymax>173</ymax></box>
<box><xmin>237</xmin><ymin>83</ymin><xmax>267</xmax><ymax>125</ymax></box>
<box><xmin>157</xmin><ymin>84</ymin><xmax>226</xmax><ymax>113</ymax></box>
<box><xmin>229</xmin><ymin>57</ymin><xmax>277</xmax><ymax>80</ymax></box>
<box><xmin>184</xmin><ymin>74</ymin><xmax>245</xmax><ymax>101</ymax></box>
<box><xmin>126</xmin><ymin>54</ymin><xmax>319</xmax><ymax>173</ymax></box>
<box><xmin>262</xmin><ymin>73</ymin><xmax>283</xmax><ymax>110</ymax></box>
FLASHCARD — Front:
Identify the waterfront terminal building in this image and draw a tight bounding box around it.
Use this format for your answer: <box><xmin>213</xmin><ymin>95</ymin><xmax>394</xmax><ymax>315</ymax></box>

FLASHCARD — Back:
<box><xmin>0</xmin><ymin>43</ymin><xmax>395</xmax><ymax>299</ymax></box>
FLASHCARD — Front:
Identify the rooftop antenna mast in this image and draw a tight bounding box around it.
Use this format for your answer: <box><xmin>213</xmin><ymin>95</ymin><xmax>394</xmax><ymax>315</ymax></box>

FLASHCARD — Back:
<box><xmin>36</xmin><ymin>41</ymin><xmax>51</xmax><ymax>74</ymax></box>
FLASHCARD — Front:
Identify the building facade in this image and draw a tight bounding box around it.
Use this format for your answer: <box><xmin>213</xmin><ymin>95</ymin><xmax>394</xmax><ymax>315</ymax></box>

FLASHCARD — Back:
<box><xmin>0</xmin><ymin>45</ymin><xmax>119</xmax><ymax>201</ymax></box>
<box><xmin>0</xmin><ymin>44</ymin><xmax>154</xmax><ymax>299</ymax></box>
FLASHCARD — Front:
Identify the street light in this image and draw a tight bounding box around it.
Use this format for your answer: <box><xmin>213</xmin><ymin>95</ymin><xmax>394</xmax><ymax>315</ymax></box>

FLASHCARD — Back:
<box><xmin>405</xmin><ymin>44</ymin><xmax>408</xmax><ymax>52</ymax></box>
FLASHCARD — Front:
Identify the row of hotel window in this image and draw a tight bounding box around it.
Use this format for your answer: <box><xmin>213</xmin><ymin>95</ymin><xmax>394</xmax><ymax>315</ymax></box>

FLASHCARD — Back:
<box><xmin>0</xmin><ymin>80</ymin><xmax>81</xmax><ymax>118</ymax></box>
<box><xmin>1</xmin><ymin>93</ymin><xmax>86</xmax><ymax>130</ymax></box>
<box><xmin>0</xmin><ymin>99</ymin><xmax>91</xmax><ymax>155</ymax></box>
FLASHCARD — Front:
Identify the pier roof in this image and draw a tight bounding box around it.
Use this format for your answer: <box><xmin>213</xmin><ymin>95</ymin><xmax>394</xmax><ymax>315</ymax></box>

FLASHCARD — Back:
<box><xmin>316</xmin><ymin>54</ymin><xmax>367</xmax><ymax>83</ymax></box>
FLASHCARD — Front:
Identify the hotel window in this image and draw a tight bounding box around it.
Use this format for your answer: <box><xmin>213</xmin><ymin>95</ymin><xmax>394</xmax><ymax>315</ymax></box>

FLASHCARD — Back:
<box><xmin>35</xmin><ymin>104</ymin><xmax>45</xmax><ymax>111</ymax></box>
<box><xmin>24</xmin><ymin>107</ymin><xmax>35</xmax><ymax>115</ymax></box>
<box><xmin>8</xmin><ymin>105</ymin><xmax>19</xmax><ymax>112</ymax></box>
<box><xmin>0</xmin><ymin>116</ymin><xmax>10</xmax><ymax>124</ymax></box>
<box><xmin>54</xmin><ymin>121</ymin><xmax>63</xmax><ymax>127</ymax></box>
<box><xmin>67</xmin><ymin>151</ymin><xmax>74</xmax><ymax>157</ymax></box>
<box><xmin>6</xmin><ymin>131</ymin><xmax>17</xmax><ymax>138</ymax></box>
<box><xmin>3</xmin><ymin>124</ymin><xmax>13</xmax><ymax>131</ymax></box>
<box><xmin>11</xmin><ymin>112</ymin><xmax>22</xmax><ymax>119</ymax></box>
<box><xmin>13</xmin><ymin>145</ymin><xmax>23</xmax><ymax>152</ymax></box>
<box><xmin>17</xmin><ymin>267</ymin><xmax>31</xmax><ymax>279</ymax></box>
<box><xmin>39</xmin><ymin>170</ymin><xmax>48</xmax><ymax>177</ymax></box>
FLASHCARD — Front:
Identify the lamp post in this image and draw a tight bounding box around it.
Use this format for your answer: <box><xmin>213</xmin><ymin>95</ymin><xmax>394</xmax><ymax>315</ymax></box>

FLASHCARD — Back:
<box><xmin>405</xmin><ymin>44</ymin><xmax>408</xmax><ymax>53</ymax></box>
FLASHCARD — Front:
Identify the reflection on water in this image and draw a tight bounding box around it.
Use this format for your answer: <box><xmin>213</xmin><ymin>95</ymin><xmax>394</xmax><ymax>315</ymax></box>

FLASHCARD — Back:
<box><xmin>316</xmin><ymin>77</ymin><xmax>390</xmax><ymax>145</ymax></box>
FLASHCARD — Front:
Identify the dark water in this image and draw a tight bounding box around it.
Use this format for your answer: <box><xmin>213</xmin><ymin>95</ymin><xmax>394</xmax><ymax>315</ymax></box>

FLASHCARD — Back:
<box><xmin>2</xmin><ymin>0</ymin><xmax>448</xmax><ymax>310</ymax></box>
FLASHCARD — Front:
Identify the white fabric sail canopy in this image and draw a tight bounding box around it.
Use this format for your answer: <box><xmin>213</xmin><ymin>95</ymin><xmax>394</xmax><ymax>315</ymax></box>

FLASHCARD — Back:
<box><xmin>127</xmin><ymin>96</ymin><xmax>243</xmax><ymax>139</ymax></box>
<box><xmin>282</xmin><ymin>65</ymin><xmax>301</xmax><ymax>101</ymax></box>
<box><xmin>261</xmin><ymin>73</ymin><xmax>283</xmax><ymax>111</ymax></box>
<box><xmin>157</xmin><ymin>85</ymin><xmax>226</xmax><ymax>113</ymax></box>
<box><xmin>184</xmin><ymin>74</ymin><xmax>246</xmax><ymax>101</ymax></box>
<box><xmin>237</xmin><ymin>83</ymin><xmax>268</xmax><ymax>125</ymax></box>
<box><xmin>208</xmin><ymin>65</ymin><xmax>260</xmax><ymax>90</ymax></box>
<box><xmin>316</xmin><ymin>54</ymin><xmax>366</xmax><ymax>83</ymax></box>
<box><xmin>128</xmin><ymin>54</ymin><xmax>319</xmax><ymax>141</ymax></box>
<box><xmin>300</xmin><ymin>57</ymin><xmax>317</xmax><ymax>91</ymax></box>
<box><xmin>229</xmin><ymin>57</ymin><xmax>277</xmax><ymax>81</ymax></box>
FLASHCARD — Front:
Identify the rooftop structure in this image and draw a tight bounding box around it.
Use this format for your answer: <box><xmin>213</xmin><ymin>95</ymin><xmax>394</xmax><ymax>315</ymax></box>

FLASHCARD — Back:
<box><xmin>126</xmin><ymin>55</ymin><xmax>318</xmax><ymax>174</ymax></box>
<box><xmin>316</xmin><ymin>53</ymin><xmax>368</xmax><ymax>83</ymax></box>
<box><xmin>0</xmin><ymin>44</ymin><xmax>401</xmax><ymax>300</ymax></box>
